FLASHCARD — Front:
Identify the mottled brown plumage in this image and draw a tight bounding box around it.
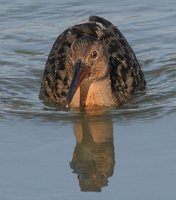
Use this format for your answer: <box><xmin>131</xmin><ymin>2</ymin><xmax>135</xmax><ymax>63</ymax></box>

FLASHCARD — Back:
<box><xmin>39</xmin><ymin>16</ymin><xmax>146</xmax><ymax>108</ymax></box>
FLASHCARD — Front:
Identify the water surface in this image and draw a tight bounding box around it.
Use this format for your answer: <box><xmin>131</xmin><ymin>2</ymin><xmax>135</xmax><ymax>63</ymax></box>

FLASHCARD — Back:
<box><xmin>0</xmin><ymin>0</ymin><xmax>176</xmax><ymax>199</ymax></box>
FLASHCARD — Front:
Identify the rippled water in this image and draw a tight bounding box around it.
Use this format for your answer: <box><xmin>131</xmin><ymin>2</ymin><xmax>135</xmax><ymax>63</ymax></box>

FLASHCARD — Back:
<box><xmin>1</xmin><ymin>0</ymin><xmax>176</xmax><ymax>123</ymax></box>
<box><xmin>0</xmin><ymin>0</ymin><xmax>176</xmax><ymax>199</ymax></box>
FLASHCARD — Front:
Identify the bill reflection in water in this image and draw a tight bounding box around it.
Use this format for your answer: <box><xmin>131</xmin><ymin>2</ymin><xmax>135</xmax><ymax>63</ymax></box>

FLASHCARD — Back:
<box><xmin>70</xmin><ymin>112</ymin><xmax>115</xmax><ymax>192</ymax></box>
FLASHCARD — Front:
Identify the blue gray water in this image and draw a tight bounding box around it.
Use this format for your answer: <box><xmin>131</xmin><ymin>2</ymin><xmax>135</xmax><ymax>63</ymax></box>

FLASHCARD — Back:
<box><xmin>0</xmin><ymin>0</ymin><xmax>176</xmax><ymax>199</ymax></box>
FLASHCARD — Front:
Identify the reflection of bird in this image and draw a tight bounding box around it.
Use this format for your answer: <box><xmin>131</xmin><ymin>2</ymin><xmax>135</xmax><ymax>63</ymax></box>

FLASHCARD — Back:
<box><xmin>70</xmin><ymin>138</ymin><xmax>115</xmax><ymax>192</ymax></box>
<box><xmin>70</xmin><ymin>113</ymin><xmax>115</xmax><ymax>192</ymax></box>
<box><xmin>40</xmin><ymin>16</ymin><xmax>146</xmax><ymax>108</ymax></box>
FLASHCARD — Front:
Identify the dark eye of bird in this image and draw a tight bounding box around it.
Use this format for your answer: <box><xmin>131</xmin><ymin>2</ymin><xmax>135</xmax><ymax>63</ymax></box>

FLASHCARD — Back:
<box><xmin>90</xmin><ymin>50</ymin><xmax>98</xmax><ymax>60</ymax></box>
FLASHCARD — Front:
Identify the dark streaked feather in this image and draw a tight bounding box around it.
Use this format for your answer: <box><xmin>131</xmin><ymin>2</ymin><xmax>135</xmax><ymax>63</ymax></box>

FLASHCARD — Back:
<box><xmin>39</xmin><ymin>16</ymin><xmax>146</xmax><ymax>106</ymax></box>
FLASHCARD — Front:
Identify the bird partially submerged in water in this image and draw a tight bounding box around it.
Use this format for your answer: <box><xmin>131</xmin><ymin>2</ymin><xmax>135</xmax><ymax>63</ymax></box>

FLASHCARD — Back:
<box><xmin>39</xmin><ymin>16</ymin><xmax>146</xmax><ymax>109</ymax></box>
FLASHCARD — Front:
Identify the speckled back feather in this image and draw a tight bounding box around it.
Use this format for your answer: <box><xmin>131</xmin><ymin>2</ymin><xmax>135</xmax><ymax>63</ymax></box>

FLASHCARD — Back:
<box><xmin>39</xmin><ymin>16</ymin><xmax>146</xmax><ymax>107</ymax></box>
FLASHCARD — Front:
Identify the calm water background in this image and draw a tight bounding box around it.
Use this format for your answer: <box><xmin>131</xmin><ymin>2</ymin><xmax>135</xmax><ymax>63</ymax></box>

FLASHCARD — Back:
<box><xmin>0</xmin><ymin>0</ymin><xmax>176</xmax><ymax>199</ymax></box>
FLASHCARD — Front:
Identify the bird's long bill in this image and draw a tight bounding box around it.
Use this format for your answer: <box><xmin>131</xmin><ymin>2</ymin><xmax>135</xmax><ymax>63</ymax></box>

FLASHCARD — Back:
<box><xmin>66</xmin><ymin>60</ymin><xmax>88</xmax><ymax>106</ymax></box>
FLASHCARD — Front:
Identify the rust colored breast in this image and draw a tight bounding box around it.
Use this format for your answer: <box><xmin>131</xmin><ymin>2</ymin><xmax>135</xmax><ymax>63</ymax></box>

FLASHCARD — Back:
<box><xmin>70</xmin><ymin>78</ymin><xmax>116</xmax><ymax>108</ymax></box>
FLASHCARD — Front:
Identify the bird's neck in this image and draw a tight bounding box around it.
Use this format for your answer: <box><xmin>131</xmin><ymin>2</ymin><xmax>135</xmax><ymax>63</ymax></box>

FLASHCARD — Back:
<box><xmin>70</xmin><ymin>77</ymin><xmax>116</xmax><ymax>108</ymax></box>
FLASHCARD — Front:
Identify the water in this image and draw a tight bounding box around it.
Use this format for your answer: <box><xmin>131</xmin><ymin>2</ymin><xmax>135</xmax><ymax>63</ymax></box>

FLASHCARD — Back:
<box><xmin>0</xmin><ymin>0</ymin><xmax>176</xmax><ymax>199</ymax></box>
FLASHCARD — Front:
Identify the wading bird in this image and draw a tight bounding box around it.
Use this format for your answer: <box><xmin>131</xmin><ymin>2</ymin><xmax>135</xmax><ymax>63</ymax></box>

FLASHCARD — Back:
<box><xmin>39</xmin><ymin>16</ymin><xmax>146</xmax><ymax>109</ymax></box>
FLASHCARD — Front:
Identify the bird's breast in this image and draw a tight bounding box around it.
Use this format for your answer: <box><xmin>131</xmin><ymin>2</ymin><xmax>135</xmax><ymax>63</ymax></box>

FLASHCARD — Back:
<box><xmin>70</xmin><ymin>78</ymin><xmax>116</xmax><ymax>108</ymax></box>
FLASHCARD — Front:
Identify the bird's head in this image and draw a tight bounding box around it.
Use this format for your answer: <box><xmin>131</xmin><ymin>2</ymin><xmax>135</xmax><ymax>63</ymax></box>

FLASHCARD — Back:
<box><xmin>66</xmin><ymin>36</ymin><xmax>109</xmax><ymax>105</ymax></box>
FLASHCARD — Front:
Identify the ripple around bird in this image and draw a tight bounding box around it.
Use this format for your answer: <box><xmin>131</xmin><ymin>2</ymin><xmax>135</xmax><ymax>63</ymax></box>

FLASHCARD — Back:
<box><xmin>1</xmin><ymin>0</ymin><xmax>176</xmax><ymax>198</ymax></box>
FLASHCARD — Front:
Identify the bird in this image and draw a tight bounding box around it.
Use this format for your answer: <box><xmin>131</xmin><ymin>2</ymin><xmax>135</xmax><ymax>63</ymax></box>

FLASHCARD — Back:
<box><xmin>39</xmin><ymin>16</ymin><xmax>146</xmax><ymax>109</ymax></box>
